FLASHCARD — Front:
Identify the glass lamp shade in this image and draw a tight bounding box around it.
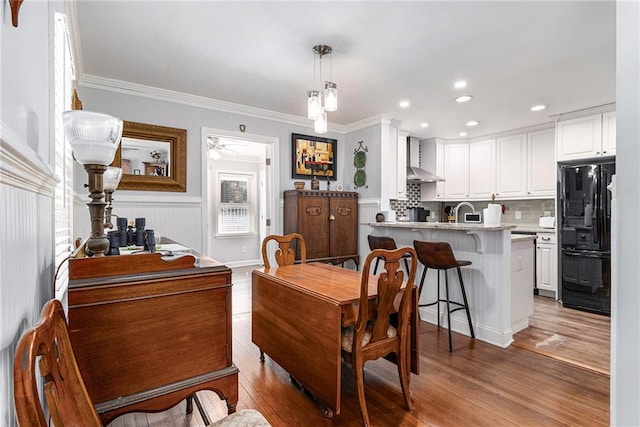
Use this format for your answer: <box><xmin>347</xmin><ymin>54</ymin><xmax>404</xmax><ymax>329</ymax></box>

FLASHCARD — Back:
<box><xmin>307</xmin><ymin>90</ymin><xmax>320</xmax><ymax>120</ymax></box>
<box><xmin>314</xmin><ymin>108</ymin><xmax>328</xmax><ymax>134</ymax></box>
<box><xmin>103</xmin><ymin>166</ymin><xmax>123</xmax><ymax>191</ymax></box>
<box><xmin>63</xmin><ymin>110</ymin><xmax>123</xmax><ymax>165</ymax></box>
<box><xmin>324</xmin><ymin>82</ymin><xmax>338</xmax><ymax>112</ymax></box>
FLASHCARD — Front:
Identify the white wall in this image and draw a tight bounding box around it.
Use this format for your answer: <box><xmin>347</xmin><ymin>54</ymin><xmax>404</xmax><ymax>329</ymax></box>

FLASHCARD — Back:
<box><xmin>76</xmin><ymin>87</ymin><xmax>350</xmax><ymax>253</ymax></box>
<box><xmin>0</xmin><ymin>1</ymin><xmax>57</xmax><ymax>425</ymax></box>
<box><xmin>612</xmin><ymin>1</ymin><xmax>640</xmax><ymax>424</ymax></box>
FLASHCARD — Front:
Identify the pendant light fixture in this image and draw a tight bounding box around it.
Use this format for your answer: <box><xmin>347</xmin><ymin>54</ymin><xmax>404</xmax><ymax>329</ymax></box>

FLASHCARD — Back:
<box><xmin>307</xmin><ymin>44</ymin><xmax>337</xmax><ymax>134</ymax></box>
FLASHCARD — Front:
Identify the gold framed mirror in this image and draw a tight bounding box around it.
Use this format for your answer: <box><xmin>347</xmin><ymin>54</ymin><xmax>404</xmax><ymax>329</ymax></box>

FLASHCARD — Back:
<box><xmin>113</xmin><ymin>121</ymin><xmax>187</xmax><ymax>192</ymax></box>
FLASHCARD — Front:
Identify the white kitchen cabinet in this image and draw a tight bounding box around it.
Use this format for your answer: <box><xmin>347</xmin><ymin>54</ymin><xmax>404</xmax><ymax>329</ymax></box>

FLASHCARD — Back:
<box><xmin>511</xmin><ymin>236</ymin><xmax>535</xmax><ymax>333</ymax></box>
<box><xmin>536</xmin><ymin>232</ymin><xmax>557</xmax><ymax>297</ymax></box>
<box><xmin>527</xmin><ymin>128</ymin><xmax>556</xmax><ymax>197</ymax></box>
<box><xmin>602</xmin><ymin>111</ymin><xmax>616</xmax><ymax>156</ymax></box>
<box><xmin>556</xmin><ymin>112</ymin><xmax>616</xmax><ymax>161</ymax></box>
<box><xmin>469</xmin><ymin>139</ymin><xmax>496</xmax><ymax>199</ymax></box>
<box><xmin>392</xmin><ymin>130</ymin><xmax>408</xmax><ymax>200</ymax></box>
<box><xmin>443</xmin><ymin>143</ymin><xmax>469</xmax><ymax>199</ymax></box>
<box><xmin>496</xmin><ymin>134</ymin><xmax>527</xmax><ymax>198</ymax></box>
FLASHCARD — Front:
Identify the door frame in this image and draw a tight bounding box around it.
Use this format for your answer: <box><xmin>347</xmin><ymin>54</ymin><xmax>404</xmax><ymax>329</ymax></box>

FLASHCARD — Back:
<box><xmin>201</xmin><ymin>127</ymin><xmax>280</xmax><ymax>258</ymax></box>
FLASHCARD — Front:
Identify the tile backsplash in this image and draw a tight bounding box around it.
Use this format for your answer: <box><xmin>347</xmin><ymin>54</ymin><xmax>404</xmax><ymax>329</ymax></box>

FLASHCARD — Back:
<box><xmin>391</xmin><ymin>185</ymin><xmax>556</xmax><ymax>224</ymax></box>
<box><xmin>444</xmin><ymin>199</ymin><xmax>556</xmax><ymax>225</ymax></box>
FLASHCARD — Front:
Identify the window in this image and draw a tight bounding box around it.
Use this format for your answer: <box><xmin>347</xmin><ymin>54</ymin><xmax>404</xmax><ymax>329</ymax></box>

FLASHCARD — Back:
<box><xmin>216</xmin><ymin>173</ymin><xmax>257</xmax><ymax>236</ymax></box>
<box><xmin>54</xmin><ymin>13</ymin><xmax>75</xmax><ymax>299</ymax></box>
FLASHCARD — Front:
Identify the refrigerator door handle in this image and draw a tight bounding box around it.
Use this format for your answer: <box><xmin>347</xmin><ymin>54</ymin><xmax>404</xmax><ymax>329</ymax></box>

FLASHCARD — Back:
<box><xmin>593</xmin><ymin>165</ymin><xmax>600</xmax><ymax>245</ymax></box>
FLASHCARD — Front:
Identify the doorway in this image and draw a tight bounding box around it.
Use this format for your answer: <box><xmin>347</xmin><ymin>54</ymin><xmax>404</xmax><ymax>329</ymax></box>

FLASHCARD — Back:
<box><xmin>201</xmin><ymin>127</ymin><xmax>279</xmax><ymax>267</ymax></box>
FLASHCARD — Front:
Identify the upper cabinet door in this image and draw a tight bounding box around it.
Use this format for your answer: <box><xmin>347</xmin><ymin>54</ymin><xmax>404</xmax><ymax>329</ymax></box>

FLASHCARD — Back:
<box><xmin>496</xmin><ymin>134</ymin><xmax>528</xmax><ymax>198</ymax></box>
<box><xmin>527</xmin><ymin>129</ymin><xmax>556</xmax><ymax>197</ymax></box>
<box><xmin>394</xmin><ymin>130</ymin><xmax>408</xmax><ymax>200</ymax></box>
<box><xmin>468</xmin><ymin>139</ymin><xmax>496</xmax><ymax>199</ymax></box>
<box><xmin>602</xmin><ymin>111</ymin><xmax>616</xmax><ymax>156</ymax></box>
<box><xmin>556</xmin><ymin>114</ymin><xmax>603</xmax><ymax>161</ymax></box>
<box><xmin>443</xmin><ymin>143</ymin><xmax>469</xmax><ymax>199</ymax></box>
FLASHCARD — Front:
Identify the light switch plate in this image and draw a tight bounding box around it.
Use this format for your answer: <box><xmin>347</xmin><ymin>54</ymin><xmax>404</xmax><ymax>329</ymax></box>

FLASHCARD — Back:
<box><xmin>515</xmin><ymin>211</ymin><xmax>522</xmax><ymax>220</ymax></box>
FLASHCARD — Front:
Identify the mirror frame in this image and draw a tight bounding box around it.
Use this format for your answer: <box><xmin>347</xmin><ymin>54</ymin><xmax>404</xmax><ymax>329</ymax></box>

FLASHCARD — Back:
<box><xmin>113</xmin><ymin>121</ymin><xmax>187</xmax><ymax>192</ymax></box>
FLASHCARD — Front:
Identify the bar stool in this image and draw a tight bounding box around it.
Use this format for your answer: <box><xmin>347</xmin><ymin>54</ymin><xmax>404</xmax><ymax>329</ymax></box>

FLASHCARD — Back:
<box><xmin>413</xmin><ymin>240</ymin><xmax>475</xmax><ymax>352</ymax></box>
<box><xmin>368</xmin><ymin>235</ymin><xmax>410</xmax><ymax>274</ymax></box>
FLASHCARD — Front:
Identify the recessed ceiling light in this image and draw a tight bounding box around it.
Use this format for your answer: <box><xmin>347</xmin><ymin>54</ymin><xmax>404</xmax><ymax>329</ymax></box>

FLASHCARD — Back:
<box><xmin>455</xmin><ymin>95</ymin><xmax>473</xmax><ymax>103</ymax></box>
<box><xmin>531</xmin><ymin>104</ymin><xmax>546</xmax><ymax>111</ymax></box>
<box><xmin>399</xmin><ymin>100</ymin><xmax>411</xmax><ymax>108</ymax></box>
<box><xmin>420</xmin><ymin>122</ymin><xmax>429</xmax><ymax>128</ymax></box>
<box><xmin>466</xmin><ymin>120</ymin><xmax>479</xmax><ymax>127</ymax></box>
<box><xmin>459</xmin><ymin>132</ymin><xmax>467</xmax><ymax>137</ymax></box>
<box><xmin>454</xmin><ymin>80</ymin><xmax>467</xmax><ymax>89</ymax></box>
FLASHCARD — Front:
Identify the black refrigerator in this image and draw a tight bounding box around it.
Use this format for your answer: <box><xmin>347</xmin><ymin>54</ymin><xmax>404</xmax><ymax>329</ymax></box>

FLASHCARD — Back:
<box><xmin>559</xmin><ymin>160</ymin><xmax>615</xmax><ymax>315</ymax></box>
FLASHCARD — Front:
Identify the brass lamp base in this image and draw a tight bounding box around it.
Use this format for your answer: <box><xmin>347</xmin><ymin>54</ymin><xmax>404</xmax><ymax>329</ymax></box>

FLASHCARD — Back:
<box><xmin>84</xmin><ymin>164</ymin><xmax>109</xmax><ymax>256</ymax></box>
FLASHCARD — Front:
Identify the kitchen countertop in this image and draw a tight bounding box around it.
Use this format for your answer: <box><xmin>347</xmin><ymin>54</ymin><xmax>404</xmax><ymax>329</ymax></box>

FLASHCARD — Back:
<box><xmin>509</xmin><ymin>224</ymin><xmax>556</xmax><ymax>234</ymax></box>
<box><xmin>511</xmin><ymin>234</ymin><xmax>536</xmax><ymax>242</ymax></box>
<box><xmin>367</xmin><ymin>221</ymin><xmax>515</xmax><ymax>231</ymax></box>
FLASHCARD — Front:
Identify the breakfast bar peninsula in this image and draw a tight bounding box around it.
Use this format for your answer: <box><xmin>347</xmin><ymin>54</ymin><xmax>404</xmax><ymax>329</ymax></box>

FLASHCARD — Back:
<box><xmin>367</xmin><ymin>221</ymin><xmax>517</xmax><ymax>348</ymax></box>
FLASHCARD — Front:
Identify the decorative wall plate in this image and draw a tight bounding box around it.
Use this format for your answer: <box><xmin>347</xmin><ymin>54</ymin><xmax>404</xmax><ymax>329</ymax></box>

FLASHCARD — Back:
<box><xmin>354</xmin><ymin>151</ymin><xmax>366</xmax><ymax>168</ymax></box>
<box><xmin>354</xmin><ymin>169</ymin><xmax>366</xmax><ymax>188</ymax></box>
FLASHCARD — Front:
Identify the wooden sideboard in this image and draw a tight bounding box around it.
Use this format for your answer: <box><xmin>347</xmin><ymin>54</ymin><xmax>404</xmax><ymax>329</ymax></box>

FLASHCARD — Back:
<box><xmin>284</xmin><ymin>190</ymin><xmax>359</xmax><ymax>267</ymax></box>
<box><xmin>67</xmin><ymin>247</ymin><xmax>238</xmax><ymax>425</ymax></box>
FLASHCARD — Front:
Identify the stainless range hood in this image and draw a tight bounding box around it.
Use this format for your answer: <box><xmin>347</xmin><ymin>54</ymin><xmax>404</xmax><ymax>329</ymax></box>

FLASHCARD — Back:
<box><xmin>406</xmin><ymin>137</ymin><xmax>444</xmax><ymax>183</ymax></box>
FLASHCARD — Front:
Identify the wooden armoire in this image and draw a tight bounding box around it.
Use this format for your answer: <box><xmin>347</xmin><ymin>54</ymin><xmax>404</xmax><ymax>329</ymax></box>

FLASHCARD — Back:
<box><xmin>284</xmin><ymin>189</ymin><xmax>359</xmax><ymax>267</ymax></box>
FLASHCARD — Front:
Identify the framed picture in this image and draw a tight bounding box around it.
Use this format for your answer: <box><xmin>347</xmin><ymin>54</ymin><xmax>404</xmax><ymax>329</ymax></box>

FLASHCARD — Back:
<box><xmin>292</xmin><ymin>133</ymin><xmax>337</xmax><ymax>181</ymax></box>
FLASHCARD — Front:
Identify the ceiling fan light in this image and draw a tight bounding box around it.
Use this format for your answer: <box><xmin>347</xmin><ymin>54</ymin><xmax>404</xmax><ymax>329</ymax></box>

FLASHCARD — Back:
<box><xmin>307</xmin><ymin>90</ymin><xmax>320</xmax><ymax>120</ymax></box>
<box><xmin>324</xmin><ymin>81</ymin><xmax>337</xmax><ymax>112</ymax></box>
<box><xmin>314</xmin><ymin>108</ymin><xmax>327</xmax><ymax>134</ymax></box>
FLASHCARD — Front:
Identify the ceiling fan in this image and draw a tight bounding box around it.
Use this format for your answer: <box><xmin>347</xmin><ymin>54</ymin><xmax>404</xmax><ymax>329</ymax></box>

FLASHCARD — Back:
<box><xmin>207</xmin><ymin>136</ymin><xmax>251</xmax><ymax>159</ymax></box>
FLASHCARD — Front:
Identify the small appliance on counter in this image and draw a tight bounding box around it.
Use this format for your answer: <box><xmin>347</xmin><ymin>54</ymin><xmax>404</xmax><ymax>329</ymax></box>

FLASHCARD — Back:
<box><xmin>539</xmin><ymin>216</ymin><xmax>555</xmax><ymax>229</ymax></box>
<box><xmin>380</xmin><ymin>210</ymin><xmax>396</xmax><ymax>222</ymax></box>
<box><xmin>483</xmin><ymin>204</ymin><xmax>502</xmax><ymax>226</ymax></box>
<box><xmin>464</xmin><ymin>212</ymin><xmax>482</xmax><ymax>223</ymax></box>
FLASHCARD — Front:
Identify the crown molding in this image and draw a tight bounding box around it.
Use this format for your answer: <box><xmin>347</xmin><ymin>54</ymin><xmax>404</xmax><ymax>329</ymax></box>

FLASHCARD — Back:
<box><xmin>549</xmin><ymin>102</ymin><xmax>616</xmax><ymax>122</ymax></box>
<box><xmin>343</xmin><ymin>114</ymin><xmax>393</xmax><ymax>133</ymax></box>
<box><xmin>78</xmin><ymin>74</ymin><xmax>351</xmax><ymax>134</ymax></box>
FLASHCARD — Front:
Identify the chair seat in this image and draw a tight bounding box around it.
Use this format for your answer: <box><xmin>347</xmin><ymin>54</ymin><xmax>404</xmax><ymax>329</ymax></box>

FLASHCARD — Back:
<box><xmin>341</xmin><ymin>323</ymin><xmax>397</xmax><ymax>353</ymax></box>
<box><xmin>456</xmin><ymin>260</ymin><xmax>472</xmax><ymax>268</ymax></box>
<box><xmin>210</xmin><ymin>409</ymin><xmax>271</xmax><ymax>426</ymax></box>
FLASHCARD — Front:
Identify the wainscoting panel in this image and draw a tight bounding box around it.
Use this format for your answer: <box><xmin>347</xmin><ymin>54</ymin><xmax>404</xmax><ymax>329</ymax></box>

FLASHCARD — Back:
<box><xmin>74</xmin><ymin>195</ymin><xmax>204</xmax><ymax>252</ymax></box>
<box><xmin>0</xmin><ymin>134</ymin><xmax>57</xmax><ymax>426</ymax></box>
<box><xmin>358</xmin><ymin>198</ymin><xmax>381</xmax><ymax>265</ymax></box>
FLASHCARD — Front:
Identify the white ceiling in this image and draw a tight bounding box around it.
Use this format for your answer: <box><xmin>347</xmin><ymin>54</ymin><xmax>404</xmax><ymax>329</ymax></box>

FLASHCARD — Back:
<box><xmin>72</xmin><ymin>1</ymin><xmax>616</xmax><ymax>140</ymax></box>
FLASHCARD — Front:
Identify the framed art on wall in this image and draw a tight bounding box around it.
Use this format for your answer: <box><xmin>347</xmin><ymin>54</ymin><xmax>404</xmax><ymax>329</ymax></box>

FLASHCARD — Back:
<box><xmin>292</xmin><ymin>133</ymin><xmax>337</xmax><ymax>181</ymax></box>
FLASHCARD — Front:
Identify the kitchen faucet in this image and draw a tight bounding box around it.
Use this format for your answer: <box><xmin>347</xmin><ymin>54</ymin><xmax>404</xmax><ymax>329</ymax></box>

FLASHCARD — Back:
<box><xmin>454</xmin><ymin>201</ymin><xmax>476</xmax><ymax>222</ymax></box>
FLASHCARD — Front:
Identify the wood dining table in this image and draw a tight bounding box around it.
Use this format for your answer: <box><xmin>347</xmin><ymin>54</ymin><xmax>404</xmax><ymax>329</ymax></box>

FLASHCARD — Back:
<box><xmin>251</xmin><ymin>262</ymin><xmax>419</xmax><ymax>418</ymax></box>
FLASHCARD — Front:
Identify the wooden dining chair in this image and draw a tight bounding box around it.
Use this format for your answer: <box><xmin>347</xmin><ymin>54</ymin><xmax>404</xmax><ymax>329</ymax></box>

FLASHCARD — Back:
<box><xmin>13</xmin><ymin>299</ymin><xmax>102</xmax><ymax>427</ymax></box>
<box><xmin>14</xmin><ymin>299</ymin><xmax>271</xmax><ymax>426</ymax></box>
<box><xmin>261</xmin><ymin>233</ymin><xmax>306</xmax><ymax>268</ymax></box>
<box><xmin>341</xmin><ymin>247</ymin><xmax>418</xmax><ymax>427</ymax></box>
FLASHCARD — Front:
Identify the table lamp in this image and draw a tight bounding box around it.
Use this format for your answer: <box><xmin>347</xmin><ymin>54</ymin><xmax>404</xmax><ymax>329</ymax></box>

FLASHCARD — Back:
<box><xmin>63</xmin><ymin>110</ymin><xmax>123</xmax><ymax>256</ymax></box>
<box><xmin>103</xmin><ymin>166</ymin><xmax>123</xmax><ymax>229</ymax></box>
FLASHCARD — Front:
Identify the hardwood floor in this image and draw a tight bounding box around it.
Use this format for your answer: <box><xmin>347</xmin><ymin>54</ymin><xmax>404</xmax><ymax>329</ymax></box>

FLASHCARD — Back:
<box><xmin>109</xmin><ymin>266</ymin><xmax>610</xmax><ymax>426</ymax></box>
<box><xmin>513</xmin><ymin>295</ymin><xmax>610</xmax><ymax>376</ymax></box>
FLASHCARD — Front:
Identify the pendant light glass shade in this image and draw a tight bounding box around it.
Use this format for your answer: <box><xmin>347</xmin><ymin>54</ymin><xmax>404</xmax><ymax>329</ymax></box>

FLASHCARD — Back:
<box><xmin>314</xmin><ymin>108</ymin><xmax>327</xmax><ymax>134</ymax></box>
<box><xmin>103</xmin><ymin>166</ymin><xmax>123</xmax><ymax>191</ymax></box>
<box><xmin>324</xmin><ymin>81</ymin><xmax>337</xmax><ymax>112</ymax></box>
<box><xmin>63</xmin><ymin>110</ymin><xmax>123</xmax><ymax>165</ymax></box>
<box><xmin>307</xmin><ymin>90</ymin><xmax>320</xmax><ymax>120</ymax></box>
